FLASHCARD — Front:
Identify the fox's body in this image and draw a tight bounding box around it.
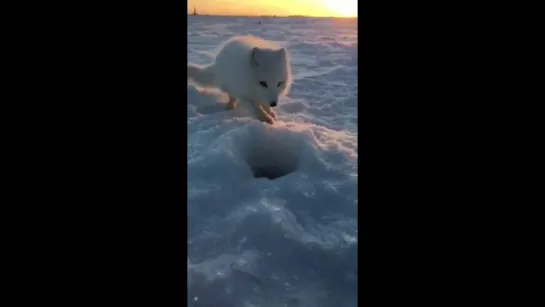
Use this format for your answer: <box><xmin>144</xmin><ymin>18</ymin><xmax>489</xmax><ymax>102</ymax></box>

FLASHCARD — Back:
<box><xmin>187</xmin><ymin>35</ymin><xmax>292</xmax><ymax>124</ymax></box>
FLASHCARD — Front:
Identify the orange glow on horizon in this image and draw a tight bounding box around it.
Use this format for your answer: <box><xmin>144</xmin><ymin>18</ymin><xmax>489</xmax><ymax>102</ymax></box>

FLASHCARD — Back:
<box><xmin>187</xmin><ymin>0</ymin><xmax>357</xmax><ymax>18</ymax></box>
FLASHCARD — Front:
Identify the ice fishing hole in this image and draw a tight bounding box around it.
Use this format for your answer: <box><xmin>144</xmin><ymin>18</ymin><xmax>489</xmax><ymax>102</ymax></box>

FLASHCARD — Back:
<box><xmin>240</xmin><ymin>127</ymin><xmax>303</xmax><ymax>180</ymax></box>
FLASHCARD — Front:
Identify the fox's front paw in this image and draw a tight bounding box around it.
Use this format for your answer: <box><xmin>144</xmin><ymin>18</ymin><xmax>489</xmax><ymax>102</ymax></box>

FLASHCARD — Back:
<box><xmin>226</xmin><ymin>102</ymin><xmax>236</xmax><ymax>110</ymax></box>
<box><xmin>226</xmin><ymin>97</ymin><xmax>237</xmax><ymax>110</ymax></box>
<box><xmin>268</xmin><ymin>110</ymin><xmax>277</xmax><ymax>120</ymax></box>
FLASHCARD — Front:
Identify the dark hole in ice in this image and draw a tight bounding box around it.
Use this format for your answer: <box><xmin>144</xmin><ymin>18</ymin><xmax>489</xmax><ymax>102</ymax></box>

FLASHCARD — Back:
<box><xmin>251</xmin><ymin>165</ymin><xmax>296</xmax><ymax>180</ymax></box>
<box><xmin>243</xmin><ymin>136</ymin><xmax>301</xmax><ymax>180</ymax></box>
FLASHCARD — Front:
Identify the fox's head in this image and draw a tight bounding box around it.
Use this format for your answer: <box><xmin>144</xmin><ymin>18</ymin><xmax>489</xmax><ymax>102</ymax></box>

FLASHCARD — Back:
<box><xmin>249</xmin><ymin>47</ymin><xmax>292</xmax><ymax>108</ymax></box>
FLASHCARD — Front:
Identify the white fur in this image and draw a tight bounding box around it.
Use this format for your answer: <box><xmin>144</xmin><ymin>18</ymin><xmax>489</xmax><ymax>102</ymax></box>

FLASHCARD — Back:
<box><xmin>187</xmin><ymin>35</ymin><xmax>292</xmax><ymax>124</ymax></box>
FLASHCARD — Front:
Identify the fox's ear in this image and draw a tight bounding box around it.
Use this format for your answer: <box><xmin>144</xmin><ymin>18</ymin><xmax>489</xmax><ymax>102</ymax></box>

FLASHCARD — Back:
<box><xmin>250</xmin><ymin>47</ymin><xmax>260</xmax><ymax>67</ymax></box>
<box><xmin>276</xmin><ymin>48</ymin><xmax>287</xmax><ymax>61</ymax></box>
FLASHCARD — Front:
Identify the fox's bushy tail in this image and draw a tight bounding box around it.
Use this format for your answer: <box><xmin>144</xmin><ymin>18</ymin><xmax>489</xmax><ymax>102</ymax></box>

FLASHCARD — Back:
<box><xmin>187</xmin><ymin>64</ymin><xmax>215</xmax><ymax>87</ymax></box>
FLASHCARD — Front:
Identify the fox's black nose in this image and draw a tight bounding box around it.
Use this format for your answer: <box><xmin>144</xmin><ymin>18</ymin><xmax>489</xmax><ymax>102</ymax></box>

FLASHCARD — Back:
<box><xmin>270</xmin><ymin>100</ymin><xmax>277</xmax><ymax>107</ymax></box>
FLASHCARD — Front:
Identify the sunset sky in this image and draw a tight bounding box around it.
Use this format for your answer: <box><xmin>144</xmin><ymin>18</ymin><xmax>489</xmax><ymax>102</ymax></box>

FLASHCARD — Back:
<box><xmin>187</xmin><ymin>0</ymin><xmax>358</xmax><ymax>17</ymax></box>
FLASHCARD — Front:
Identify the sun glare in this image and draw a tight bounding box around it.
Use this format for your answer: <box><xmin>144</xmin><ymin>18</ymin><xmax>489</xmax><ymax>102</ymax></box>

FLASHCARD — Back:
<box><xmin>186</xmin><ymin>0</ymin><xmax>358</xmax><ymax>18</ymax></box>
<box><xmin>322</xmin><ymin>0</ymin><xmax>357</xmax><ymax>17</ymax></box>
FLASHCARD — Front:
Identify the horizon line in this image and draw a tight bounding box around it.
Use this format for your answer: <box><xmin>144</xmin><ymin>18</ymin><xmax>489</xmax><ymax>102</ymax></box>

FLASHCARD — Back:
<box><xmin>188</xmin><ymin>14</ymin><xmax>357</xmax><ymax>18</ymax></box>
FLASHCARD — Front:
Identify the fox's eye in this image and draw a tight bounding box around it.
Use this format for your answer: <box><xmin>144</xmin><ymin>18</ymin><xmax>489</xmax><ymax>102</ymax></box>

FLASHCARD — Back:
<box><xmin>259</xmin><ymin>81</ymin><xmax>268</xmax><ymax>88</ymax></box>
<box><xmin>277</xmin><ymin>81</ymin><xmax>284</xmax><ymax>87</ymax></box>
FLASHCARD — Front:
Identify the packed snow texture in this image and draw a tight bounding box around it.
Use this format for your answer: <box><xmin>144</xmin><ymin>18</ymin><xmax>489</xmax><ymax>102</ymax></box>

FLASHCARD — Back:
<box><xmin>188</xmin><ymin>16</ymin><xmax>358</xmax><ymax>307</ymax></box>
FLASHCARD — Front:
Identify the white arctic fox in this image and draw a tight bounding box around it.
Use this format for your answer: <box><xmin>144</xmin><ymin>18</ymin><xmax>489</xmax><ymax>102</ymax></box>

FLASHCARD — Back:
<box><xmin>187</xmin><ymin>35</ymin><xmax>292</xmax><ymax>124</ymax></box>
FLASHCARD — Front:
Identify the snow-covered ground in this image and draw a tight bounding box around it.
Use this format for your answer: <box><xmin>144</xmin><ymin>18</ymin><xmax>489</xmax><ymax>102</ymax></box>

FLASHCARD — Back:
<box><xmin>188</xmin><ymin>16</ymin><xmax>358</xmax><ymax>307</ymax></box>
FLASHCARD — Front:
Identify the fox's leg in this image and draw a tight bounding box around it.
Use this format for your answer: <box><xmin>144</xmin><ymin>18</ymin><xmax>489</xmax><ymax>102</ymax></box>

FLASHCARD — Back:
<box><xmin>226</xmin><ymin>95</ymin><xmax>237</xmax><ymax>110</ymax></box>
<box><xmin>238</xmin><ymin>98</ymin><xmax>274</xmax><ymax>125</ymax></box>
<box><xmin>220</xmin><ymin>86</ymin><xmax>237</xmax><ymax>110</ymax></box>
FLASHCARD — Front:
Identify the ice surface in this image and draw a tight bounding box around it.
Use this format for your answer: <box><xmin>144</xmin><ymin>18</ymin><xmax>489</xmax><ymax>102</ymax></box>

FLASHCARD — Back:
<box><xmin>188</xmin><ymin>16</ymin><xmax>358</xmax><ymax>307</ymax></box>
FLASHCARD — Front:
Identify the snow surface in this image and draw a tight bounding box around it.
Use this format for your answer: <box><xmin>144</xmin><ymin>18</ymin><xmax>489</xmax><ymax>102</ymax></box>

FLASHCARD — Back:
<box><xmin>188</xmin><ymin>16</ymin><xmax>358</xmax><ymax>307</ymax></box>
